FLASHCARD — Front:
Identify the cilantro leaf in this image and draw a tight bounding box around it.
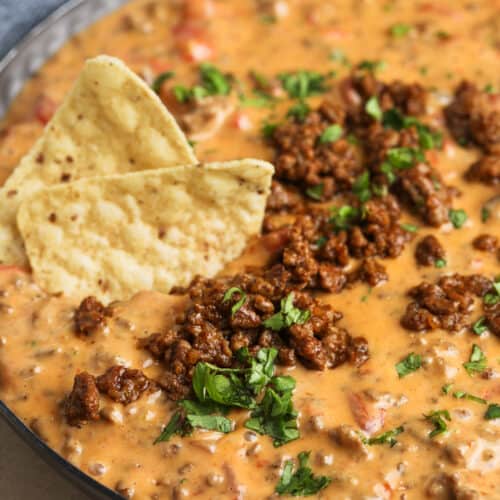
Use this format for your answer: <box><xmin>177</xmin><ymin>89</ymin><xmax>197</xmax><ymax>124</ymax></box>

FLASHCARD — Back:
<box><xmin>185</xmin><ymin>414</ymin><xmax>233</xmax><ymax>433</ymax></box>
<box><xmin>305</xmin><ymin>184</ymin><xmax>324</xmax><ymax>201</ymax></box>
<box><xmin>154</xmin><ymin>410</ymin><xmax>185</xmax><ymax>443</ymax></box>
<box><xmin>365</xmin><ymin>96</ymin><xmax>382</xmax><ymax>120</ymax></box>
<box><xmin>287</xmin><ymin>100</ymin><xmax>310</xmax><ymax>121</ymax></box>
<box><xmin>357</xmin><ymin>60</ymin><xmax>386</xmax><ymax>73</ymax></box>
<box><xmin>463</xmin><ymin>344</ymin><xmax>487</xmax><ymax>376</ymax></box>
<box><xmin>173</xmin><ymin>64</ymin><xmax>231</xmax><ymax>102</ymax></box>
<box><xmin>485</xmin><ymin>403</ymin><xmax>500</xmax><ymax>420</ymax></box>
<box><xmin>151</xmin><ymin>71</ymin><xmax>175</xmax><ymax>94</ymax></box>
<box><xmin>472</xmin><ymin>316</ymin><xmax>488</xmax><ymax>335</ymax></box>
<box><xmin>390</xmin><ymin>23</ymin><xmax>412</xmax><ymax>38</ymax></box>
<box><xmin>449</xmin><ymin>209</ymin><xmax>468</xmax><ymax>229</ymax></box>
<box><xmin>395</xmin><ymin>353</ymin><xmax>421</xmax><ymax>378</ymax></box>
<box><xmin>352</xmin><ymin>171</ymin><xmax>372</xmax><ymax>203</ymax></box>
<box><xmin>275</xmin><ymin>452</ymin><xmax>331</xmax><ymax>496</ymax></box>
<box><xmin>425</xmin><ymin>410</ymin><xmax>451</xmax><ymax>438</ymax></box>
<box><xmin>435</xmin><ymin>258</ymin><xmax>447</xmax><ymax>269</ymax></box>
<box><xmin>262</xmin><ymin>122</ymin><xmax>278</xmax><ymax>138</ymax></box>
<box><xmin>481</xmin><ymin>206</ymin><xmax>491</xmax><ymax>223</ymax></box>
<box><xmin>222</xmin><ymin>287</ymin><xmax>247</xmax><ymax>315</ymax></box>
<box><xmin>364</xmin><ymin>426</ymin><xmax>404</xmax><ymax>447</ymax></box>
<box><xmin>319</xmin><ymin>124</ymin><xmax>343</xmax><ymax>144</ymax></box>
<box><xmin>400</xmin><ymin>223</ymin><xmax>419</xmax><ymax>233</ymax></box>
<box><xmin>452</xmin><ymin>391</ymin><xmax>487</xmax><ymax>405</ymax></box>
<box><xmin>484</xmin><ymin>276</ymin><xmax>500</xmax><ymax>305</ymax></box>
<box><xmin>278</xmin><ymin>71</ymin><xmax>329</xmax><ymax>99</ymax></box>
<box><xmin>263</xmin><ymin>293</ymin><xmax>311</xmax><ymax>331</ymax></box>
<box><xmin>329</xmin><ymin>205</ymin><xmax>360</xmax><ymax>231</ymax></box>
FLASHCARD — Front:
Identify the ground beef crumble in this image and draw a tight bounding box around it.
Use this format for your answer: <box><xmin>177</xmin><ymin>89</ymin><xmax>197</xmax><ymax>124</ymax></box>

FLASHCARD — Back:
<box><xmin>64</xmin><ymin>372</ymin><xmax>100</xmax><ymax>427</ymax></box>
<box><xmin>74</xmin><ymin>296</ymin><xmax>112</xmax><ymax>337</ymax></box>
<box><xmin>64</xmin><ymin>366</ymin><xmax>153</xmax><ymax>426</ymax></box>
<box><xmin>401</xmin><ymin>274</ymin><xmax>494</xmax><ymax>332</ymax></box>
<box><xmin>96</xmin><ymin>366</ymin><xmax>154</xmax><ymax>405</ymax></box>
<box><xmin>415</xmin><ymin>235</ymin><xmax>446</xmax><ymax>266</ymax></box>
<box><xmin>473</xmin><ymin>234</ymin><xmax>498</xmax><ymax>253</ymax></box>
<box><xmin>466</xmin><ymin>154</ymin><xmax>500</xmax><ymax>185</ymax></box>
<box><xmin>269</xmin><ymin>100</ymin><xmax>363</xmax><ymax>200</ymax></box>
<box><xmin>140</xmin><ymin>272</ymin><xmax>369</xmax><ymax>400</ymax></box>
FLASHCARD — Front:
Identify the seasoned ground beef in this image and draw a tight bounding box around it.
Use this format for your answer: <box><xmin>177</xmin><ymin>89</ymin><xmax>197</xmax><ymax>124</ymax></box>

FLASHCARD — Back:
<box><xmin>351</xmin><ymin>258</ymin><xmax>388</xmax><ymax>287</ymax></box>
<box><xmin>64</xmin><ymin>372</ymin><xmax>100</xmax><ymax>427</ymax></box>
<box><xmin>415</xmin><ymin>235</ymin><xmax>446</xmax><ymax>266</ymax></box>
<box><xmin>341</xmin><ymin>71</ymin><xmax>427</xmax><ymax>130</ymax></box>
<box><xmin>393</xmin><ymin>164</ymin><xmax>452</xmax><ymax>226</ymax></box>
<box><xmin>472</xmin><ymin>234</ymin><xmax>498</xmax><ymax>253</ymax></box>
<box><xmin>466</xmin><ymin>154</ymin><xmax>500</xmax><ymax>185</ymax></box>
<box><xmin>74</xmin><ymin>296</ymin><xmax>112</xmax><ymax>337</ymax></box>
<box><xmin>140</xmin><ymin>272</ymin><xmax>369</xmax><ymax>400</ymax></box>
<box><xmin>401</xmin><ymin>274</ymin><xmax>493</xmax><ymax>332</ymax></box>
<box><xmin>269</xmin><ymin>100</ymin><xmax>363</xmax><ymax>200</ymax></box>
<box><xmin>96</xmin><ymin>366</ymin><xmax>153</xmax><ymax>405</ymax></box>
<box><xmin>265</xmin><ymin>180</ymin><xmax>304</xmax><ymax>214</ymax></box>
<box><xmin>444</xmin><ymin>81</ymin><xmax>500</xmax><ymax>153</ymax></box>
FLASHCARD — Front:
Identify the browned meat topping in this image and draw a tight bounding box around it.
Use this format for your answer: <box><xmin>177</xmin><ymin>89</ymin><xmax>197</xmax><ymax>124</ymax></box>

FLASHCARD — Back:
<box><xmin>269</xmin><ymin>100</ymin><xmax>363</xmax><ymax>200</ymax></box>
<box><xmin>96</xmin><ymin>366</ymin><xmax>153</xmax><ymax>405</ymax></box>
<box><xmin>140</xmin><ymin>272</ymin><xmax>369</xmax><ymax>400</ymax></box>
<box><xmin>74</xmin><ymin>296</ymin><xmax>112</xmax><ymax>337</ymax></box>
<box><xmin>401</xmin><ymin>274</ymin><xmax>494</xmax><ymax>332</ymax></box>
<box><xmin>415</xmin><ymin>235</ymin><xmax>446</xmax><ymax>266</ymax></box>
<box><xmin>64</xmin><ymin>372</ymin><xmax>100</xmax><ymax>427</ymax></box>
<box><xmin>393</xmin><ymin>164</ymin><xmax>453</xmax><ymax>227</ymax></box>
<box><xmin>265</xmin><ymin>180</ymin><xmax>304</xmax><ymax>215</ymax></box>
<box><xmin>472</xmin><ymin>233</ymin><xmax>499</xmax><ymax>253</ymax></box>
<box><xmin>485</xmin><ymin>302</ymin><xmax>500</xmax><ymax>338</ymax></box>
<box><xmin>342</xmin><ymin>71</ymin><xmax>427</xmax><ymax>130</ymax></box>
<box><xmin>466</xmin><ymin>154</ymin><xmax>500</xmax><ymax>185</ymax></box>
<box><xmin>351</xmin><ymin>258</ymin><xmax>388</xmax><ymax>287</ymax></box>
<box><xmin>444</xmin><ymin>81</ymin><xmax>500</xmax><ymax>154</ymax></box>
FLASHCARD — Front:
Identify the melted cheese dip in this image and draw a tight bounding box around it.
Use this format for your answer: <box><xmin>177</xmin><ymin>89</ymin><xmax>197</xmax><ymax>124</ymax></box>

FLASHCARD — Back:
<box><xmin>0</xmin><ymin>1</ymin><xmax>499</xmax><ymax>499</ymax></box>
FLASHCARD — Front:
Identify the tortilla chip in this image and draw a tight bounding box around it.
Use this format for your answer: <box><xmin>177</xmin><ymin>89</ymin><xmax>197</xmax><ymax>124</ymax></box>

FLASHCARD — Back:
<box><xmin>0</xmin><ymin>55</ymin><xmax>196</xmax><ymax>266</ymax></box>
<box><xmin>17</xmin><ymin>160</ymin><xmax>274</xmax><ymax>302</ymax></box>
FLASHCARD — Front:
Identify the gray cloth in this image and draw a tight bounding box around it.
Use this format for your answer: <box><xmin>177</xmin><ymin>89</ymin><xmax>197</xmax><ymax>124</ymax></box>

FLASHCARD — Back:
<box><xmin>0</xmin><ymin>0</ymin><xmax>69</xmax><ymax>60</ymax></box>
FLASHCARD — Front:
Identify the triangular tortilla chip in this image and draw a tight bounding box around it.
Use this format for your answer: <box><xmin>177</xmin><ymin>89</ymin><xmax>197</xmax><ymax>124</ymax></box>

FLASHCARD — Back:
<box><xmin>17</xmin><ymin>160</ymin><xmax>274</xmax><ymax>302</ymax></box>
<box><xmin>0</xmin><ymin>55</ymin><xmax>196</xmax><ymax>265</ymax></box>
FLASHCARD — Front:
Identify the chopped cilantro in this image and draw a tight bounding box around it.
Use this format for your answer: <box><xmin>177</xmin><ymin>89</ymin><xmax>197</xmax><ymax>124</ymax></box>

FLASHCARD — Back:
<box><xmin>481</xmin><ymin>206</ymin><xmax>491</xmax><ymax>223</ymax></box>
<box><xmin>357</xmin><ymin>60</ymin><xmax>386</xmax><ymax>73</ymax></box>
<box><xmin>365</xmin><ymin>96</ymin><xmax>382</xmax><ymax>121</ymax></box>
<box><xmin>262</xmin><ymin>122</ymin><xmax>278</xmax><ymax>138</ymax></box>
<box><xmin>287</xmin><ymin>101</ymin><xmax>310</xmax><ymax>121</ymax></box>
<box><xmin>483</xmin><ymin>83</ymin><xmax>495</xmax><ymax>94</ymax></box>
<box><xmin>425</xmin><ymin>410</ymin><xmax>451</xmax><ymax>438</ymax></box>
<box><xmin>275</xmin><ymin>452</ymin><xmax>331</xmax><ymax>496</ymax></box>
<box><xmin>263</xmin><ymin>293</ymin><xmax>311</xmax><ymax>331</ymax></box>
<box><xmin>435</xmin><ymin>258</ymin><xmax>447</xmax><ymax>269</ymax></box>
<box><xmin>463</xmin><ymin>344</ymin><xmax>487</xmax><ymax>376</ymax></box>
<box><xmin>400</xmin><ymin>223</ymin><xmax>419</xmax><ymax>233</ymax></box>
<box><xmin>151</xmin><ymin>71</ymin><xmax>175</xmax><ymax>94</ymax></box>
<box><xmin>363</xmin><ymin>426</ymin><xmax>404</xmax><ymax>447</ymax></box>
<box><xmin>222</xmin><ymin>287</ymin><xmax>247</xmax><ymax>315</ymax></box>
<box><xmin>390</xmin><ymin>23</ymin><xmax>412</xmax><ymax>38</ymax></box>
<box><xmin>239</xmin><ymin>94</ymin><xmax>274</xmax><ymax>108</ymax></box>
<box><xmin>485</xmin><ymin>403</ymin><xmax>500</xmax><ymax>420</ymax></box>
<box><xmin>436</xmin><ymin>30</ymin><xmax>451</xmax><ymax>41</ymax></box>
<box><xmin>483</xmin><ymin>276</ymin><xmax>500</xmax><ymax>305</ymax></box>
<box><xmin>305</xmin><ymin>184</ymin><xmax>324</xmax><ymax>201</ymax></box>
<box><xmin>245</xmin><ymin>375</ymin><xmax>299</xmax><ymax>447</ymax></box>
<box><xmin>329</xmin><ymin>205</ymin><xmax>360</xmax><ymax>231</ymax></box>
<box><xmin>319</xmin><ymin>124</ymin><xmax>343</xmax><ymax>144</ymax></box>
<box><xmin>173</xmin><ymin>64</ymin><xmax>231</xmax><ymax>102</ymax></box>
<box><xmin>472</xmin><ymin>316</ymin><xmax>488</xmax><ymax>335</ymax></box>
<box><xmin>278</xmin><ymin>71</ymin><xmax>329</xmax><ymax>99</ymax></box>
<box><xmin>441</xmin><ymin>383</ymin><xmax>453</xmax><ymax>395</ymax></box>
<box><xmin>395</xmin><ymin>352</ymin><xmax>421</xmax><ymax>378</ymax></box>
<box><xmin>346</xmin><ymin>133</ymin><xmax>359</xmax><ymax>145</ymax></box>
<box><xmin>352</xmin><ymin>171</ymin><xmax>372</xmax><ymax>203</ymax></box>
<box><xmin>449</xmin><ymin>208</ymin><xmax>468</xmax><ymax>229</ymax></box>
<box><xmin>315</xmin><ymin>236</ymin><xmax>328</xmax><ymax>248</ymax></box>
<box><xmin>452</xmin><ymin>391</ymin><xmax>487</xmax><ymax>405</ymax></box>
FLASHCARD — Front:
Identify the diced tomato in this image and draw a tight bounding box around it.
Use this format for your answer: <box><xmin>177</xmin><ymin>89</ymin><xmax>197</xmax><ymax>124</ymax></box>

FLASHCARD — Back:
<box><xmin>34</xmin><ymin>95</ymin><xmax>57</xmax><ymax>125</ymax></box>
<box><xmin>184</xmin><ymin>0</ymin><xmax>215</xmax><ymax>21</ymax></box>
<box><xmin>179</xmin><ymin>37</ymin><xmax>215</xmax><ymax>62</ymax></box>
<box><xmin>149</xmin><ymin>58</ymin><xmax>171</xmax><ymax>74</ymax></box>
<box><xmin>348</xmin><ymin>392</ymin><xmax>385</xmax><ymax>435</ymax></box>
<box><xmin>232</xmin><ymin>112</ymin><xmax>252</xmax><ymax>131</ymax></box>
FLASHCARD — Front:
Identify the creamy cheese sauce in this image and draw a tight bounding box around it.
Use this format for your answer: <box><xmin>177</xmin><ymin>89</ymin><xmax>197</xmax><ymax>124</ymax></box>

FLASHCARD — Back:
<box><xmin>0</xmin><ymin>1</ymin><xmax>499</xmax><ymax>499</ymax></box>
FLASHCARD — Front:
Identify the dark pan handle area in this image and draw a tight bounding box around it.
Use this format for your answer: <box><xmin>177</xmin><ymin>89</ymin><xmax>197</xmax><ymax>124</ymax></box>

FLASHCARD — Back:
<box><xmin>0</xmin><ymin>0</ymin><xmax>129</xmax><ymax>498</ymax></box>
<box><xmin>0</xmin><ymin>0</ymin><xmax>128</xmax><ymax>118</ymax></box>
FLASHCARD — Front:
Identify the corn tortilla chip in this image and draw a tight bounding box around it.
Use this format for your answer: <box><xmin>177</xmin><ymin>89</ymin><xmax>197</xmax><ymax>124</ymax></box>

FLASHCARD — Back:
<box><xmin>0</xmin><ymin>55</ymin><xmax>196</xmax><ymax>266</ymax></box>
<box><xmin>17</xmin><ymin>160</ymin><xmax>274</xmax><ymax>302</ymax></box>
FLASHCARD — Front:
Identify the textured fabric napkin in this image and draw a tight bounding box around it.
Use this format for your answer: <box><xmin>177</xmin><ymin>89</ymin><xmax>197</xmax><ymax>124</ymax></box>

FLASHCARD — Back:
<box><xmin>0</xmin><ymin>0</ymin><xmax>69</xmax><ymax>60</ymax></box>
